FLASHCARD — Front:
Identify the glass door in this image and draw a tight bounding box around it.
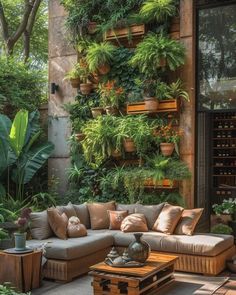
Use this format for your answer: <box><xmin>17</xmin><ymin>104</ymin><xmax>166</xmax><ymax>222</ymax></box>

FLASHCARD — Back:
<box><xmin>196</xmin><ymin>1</ymin><xmax>236</xmax><ymax>230</ymax></box>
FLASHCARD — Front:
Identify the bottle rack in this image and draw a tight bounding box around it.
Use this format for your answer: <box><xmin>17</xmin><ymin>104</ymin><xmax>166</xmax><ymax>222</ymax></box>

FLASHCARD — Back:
<box><xmin>211</xmin><ymin>112</ymin><xmax>236</xmax><ymax>205</ymax></box>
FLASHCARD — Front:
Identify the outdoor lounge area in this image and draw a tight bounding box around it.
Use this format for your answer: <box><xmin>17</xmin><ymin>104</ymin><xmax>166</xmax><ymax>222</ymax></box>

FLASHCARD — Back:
<box><xmin>0</xmin><ymin>0</ymin><xmax>236</xmax><ymax>294</ymax></box>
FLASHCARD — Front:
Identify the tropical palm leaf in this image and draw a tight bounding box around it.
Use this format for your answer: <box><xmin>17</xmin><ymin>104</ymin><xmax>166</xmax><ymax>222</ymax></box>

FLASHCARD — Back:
<box><xmin>11</xmin><ymin>142</ymin><xmax>54</xmax><ymax>185</ymax></box>
<box><xmin>9</xmin><ymin>109</ymin><xmax>28</xmax><ymax>157</ymax></box>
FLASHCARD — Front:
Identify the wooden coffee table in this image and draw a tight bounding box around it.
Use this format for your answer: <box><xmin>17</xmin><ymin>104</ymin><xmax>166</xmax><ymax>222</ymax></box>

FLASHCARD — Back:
<box><xmin>89</xmin><ymin>252</ymin><xmax>178</xmax><ymax>295</ymax></box>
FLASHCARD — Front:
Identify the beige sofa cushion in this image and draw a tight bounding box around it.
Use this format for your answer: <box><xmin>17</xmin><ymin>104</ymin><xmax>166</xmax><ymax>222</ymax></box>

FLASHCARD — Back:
<box><xmin>87</xmin><ymin>201</ymin><xmax>116</xmax><ymax>229</ymax></box>
<box><xmin>152</xmin><ymin>204</ymin><xmax>183</xmax><ymax>234</ymax></box>
<box><xmin>47</xmin><ymin>208</ymin><xmax>68</xmax><ymax>240</ymax></box>
<box><xmin>27</xmin><ymin>231</ymin><xmax>114</xmax><ymax>260</ymax></box>
<box><xmin>30</xmin><ymin>211</ymin><xmax>53</xmax><ymax>240</ymax></box>
<box><xmin>175</xmin><ymin>208</ymin><xmax>203</xmax><ymax>235</ymax></box>
<box><xmin>116</xmin><ymin>204</ymin><xmax>139</xmax><ymax>214</ymax></box>
<box><xmin>57</xmin><ymin>202</ymin><xmax>77</xmax><ymax>218</ymax></box>
<box><xmin>120</xmin><ymin>213</ymin><xmax>148</xmax><ymax>232</ymax></box>
<box><xmin>135</xmin><ymin>203</ymin><xmax>165</xmax><ymax>229</ymax></box>
<box><xmin>73</xmin><ymin>203</ymin><xmax>90</xmax><ymax>229</ymax></box>
<box><xmin>112</xmin><ymin>231</ymin><xmax>234</xmax><ymax>257</ymax></box>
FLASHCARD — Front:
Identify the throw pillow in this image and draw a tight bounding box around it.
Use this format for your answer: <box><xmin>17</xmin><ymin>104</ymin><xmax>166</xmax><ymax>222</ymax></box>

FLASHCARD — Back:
<box><xmin>116</xmin><ymin>203</ymin><xmax>139</xmax><ymax>214</ymax></box>
<box><xmin>174</xmin><ymin>208</ymin><xmax>204</xmax><ymax>235</ymax></box>
<box><xmin>108</xmin><ymin>210</ymin><xmax>128</xmax><ymax>230</ymax></box>
<box><xmin>30</xmin><ymin>211</ymin><xmax>53</xmax><ymax>240</ymax></box>
<box><xmin>57</xmin><ymin>202</ymin><xmax>77</xmax><ymax>218</ymax></box>
<box><xmin>73</xmin><ymin>203</ymin><xmax>90</xmax><ymax>229</ymax></box>
<box><xmin>120</xmin><ymin>213</ymin><xmax>148</xmax><ymax>232</ymax></box>
<box><xmin>67</xmin><ymin>216</ymin><xmax>87</xmax><ymax>238</ymax></box>
<box><xmin>87</xmin><ymin>201</ymin><xmax>116</xmax><ymax>230</ymax></box>
<box><xmin>152</xmin><ymin>204</ymin><xmax>184</xmax><ymax>234</ymax></box>
<box><xmin>135</xmin><ymin>203</ymin><xmax>165</xmax><ymax>229</ymax></box>
<box><xmin>47</xmin><ymin>208</ymin><xmax>68</xmax><ymax>239</ymax></box>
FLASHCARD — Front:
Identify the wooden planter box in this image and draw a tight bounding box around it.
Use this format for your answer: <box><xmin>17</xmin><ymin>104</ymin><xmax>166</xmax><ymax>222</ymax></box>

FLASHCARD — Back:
<box><xmin>127</xmin><ymin>99</ymin><xmax>179</xmax><ymax>114</ymax></box>
<box><xmin>104</xmin><ymin>24</ymin><xmax>145</xmax><ymax>41</ymax></box>
<box><xmin>169</xmin><ymin>17</ymin><xmax>180</xmax><ymax>40</ymax></box>
<box><xmin>158</xmin><ymin>99</ymin><xmax>180</xmax><ymax>112</ymax></box>
<box><xmin>144</xmin><ymin>178</ymin><xmax>178</xmax><ymax>188</ymax></box>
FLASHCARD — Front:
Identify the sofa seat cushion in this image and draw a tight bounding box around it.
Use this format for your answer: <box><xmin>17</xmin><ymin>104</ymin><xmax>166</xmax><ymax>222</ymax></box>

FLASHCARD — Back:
<box><xmin>113</xmin><ymin>231</ymin><xmax>234</xmax><ymax>257</ymax></box>
<box><xmin>27</xmin><ymin>231</ymin><xmax>114</xmax><ymax>260</ymax></box>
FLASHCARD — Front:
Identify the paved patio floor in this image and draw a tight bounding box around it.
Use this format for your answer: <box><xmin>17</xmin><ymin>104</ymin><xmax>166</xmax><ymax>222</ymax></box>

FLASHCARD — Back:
<box><xmin>32</xmin><ymin>272</ymin><xmax>236</xmax><ymax>295</ymax></box>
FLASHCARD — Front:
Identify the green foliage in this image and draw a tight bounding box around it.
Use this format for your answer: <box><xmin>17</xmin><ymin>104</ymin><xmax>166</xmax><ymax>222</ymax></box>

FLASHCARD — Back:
<box><xmin>107</xmin><ymin>47</ymin><xmax>143</xmax><ymax>101</ymax></box>
<box><xmin>64</xmin><ymin>92</ymin><xmax>99</xmax><ymax>132</ymax></box>
<box><xmin>0</xmin><ymin>110</ymin><xmax>54</xmax><ymax>201</ymax></box>
<box><xmin>212</xmin><ymin>198</ymin><xmax>236</xmax><ymax>218</ymax></box>
<box><xmin>211</xmin><ymin>223</ymin><xmax>233</xmax><ymax>235</ymax></box>
<box><xmin>0</xmin><ymin>196</ymin><xmax>31</xmax><ymax>222</ymax></box>
<box><xmin>61</xmin><ymin>0</ymin><xmax>145</xmax><ymax>41</ymax></box>
<box><xmin>0</xmin><ymin>57</ymin><xmax>46</xmax><ymax>115</ymax></box>
<box><xmin>168</xmin><ymin>79</ymin><xmax>189</xmax><ymax>101</ymax></box>
<box><xmin>31</xmin><ymin>192</ymin><xmax>57</xmax><ymax>211</ymax></box>
<box><xmin>0</xmin><ymin>283</ymin><xmax>30</xmax><ymax>295</ymax></box>
<box><xmin>130</xmin><ymin>33</ymin><xmax>185</xmax><ymax>77</ymax></box>
<box><xmin>140</xmin><ymin>0</ymin><xmax>176</xmax><ymax>23</ymax></box>
<box><xmin>0</xmin><ymin>228</ymin><xmax>9</xmax><ymax>240</ymax></box>
<box><xmin>140</xmin><ymin>191</ymin><xmax>185</xmax><ymax>206</ymax></box>
<box><xmin>81</xmin><ymin>115</ymin><xmax>117</xmax><ymax>167</ymax></box>
<box><xmin>86</xmin><ymin>42</ymin><xmax>116</xmax><ymax>72</ymax></box>
<box><xmin>0</xmin><ymin>0</ymin><xmax>48</xmax><ymax>65</ymax></box>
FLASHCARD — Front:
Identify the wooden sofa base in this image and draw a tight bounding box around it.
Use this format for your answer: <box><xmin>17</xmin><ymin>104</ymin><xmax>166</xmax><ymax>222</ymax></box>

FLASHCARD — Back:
<box><xmin>43</xmin><ymin>247</ymin><xmax>111</xmax><ymax>282</ymax></box>
<box><xmin>43</xmin><ymin>245</ymin><xmax>235</xmax><ymax>281</ymax></box>
<box><xmin>158</xmin><ymin>246</ymin><xmax>235</xmax><ymax>275</ymax></box>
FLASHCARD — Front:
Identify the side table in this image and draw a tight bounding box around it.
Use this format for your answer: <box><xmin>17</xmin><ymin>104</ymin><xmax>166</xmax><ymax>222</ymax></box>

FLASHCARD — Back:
<box><xmin>0</xmin><ymin>250</ymin><xmax>42</xmax><ymax>292</ymax></box>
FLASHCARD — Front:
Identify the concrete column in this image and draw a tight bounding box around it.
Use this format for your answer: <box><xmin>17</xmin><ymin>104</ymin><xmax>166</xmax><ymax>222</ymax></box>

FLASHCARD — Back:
<box><xmin>48</xmin><ymin>0</ymin><xmax>77</xmax><ymax>195</ymax></box>
<box><xmin>179</xmin><ymin>0</ymin><xmax>195</xmax><ymax>208</ymax></box>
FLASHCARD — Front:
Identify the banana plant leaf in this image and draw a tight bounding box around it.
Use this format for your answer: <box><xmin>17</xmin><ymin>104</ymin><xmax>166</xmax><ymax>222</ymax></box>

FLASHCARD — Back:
<box><xmin>9</xmin><ymin>109</ymin><xmax>28</xmax><ymax>157</ymax></box>
<box><xmin>11</xmin><ymin>142</ymin><xmax>54</xmax><ymax>185</ymax></box>
<box><xmin>0</xmin><ymin>114</ymin><xmax>12</xmax><ymax>174</ymax></box>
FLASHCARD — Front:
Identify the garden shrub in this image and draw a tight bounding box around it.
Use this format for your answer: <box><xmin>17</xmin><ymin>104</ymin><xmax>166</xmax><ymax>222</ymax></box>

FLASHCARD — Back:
<box><xmin>0</xmin><ymin>57</ymin><xmax>46</xmax><ymax>116</ymax></box>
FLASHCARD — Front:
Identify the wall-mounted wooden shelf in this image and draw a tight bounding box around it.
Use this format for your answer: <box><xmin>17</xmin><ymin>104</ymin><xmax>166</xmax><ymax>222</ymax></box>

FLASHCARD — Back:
<box><xmin>127</xmin><ymin>99</ymin><xmax>180</xmax><ymax>114</ymax></box>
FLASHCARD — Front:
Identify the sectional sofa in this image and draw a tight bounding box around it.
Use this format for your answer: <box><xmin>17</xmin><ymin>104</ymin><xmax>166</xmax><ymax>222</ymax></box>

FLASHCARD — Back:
<box><xmin>27</xmin><ymin>202</ymin><xmax>235</xmax><ymax>282</ymax></box>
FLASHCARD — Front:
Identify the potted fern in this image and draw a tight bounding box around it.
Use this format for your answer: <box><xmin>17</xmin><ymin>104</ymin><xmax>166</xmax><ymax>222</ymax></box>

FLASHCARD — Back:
<box><xmin>143</xmin><ymin>79</ymin><xmax>159</xmax><ymax>112</ymax></box>
<box><xmin>86</xmin><ymin>42</ymin><xmax>116</xmax><ymax>75</ymax></box>
<box><xmin>64</xmin><ymin>65</ymin><xmax>81</xmax><ymax>88</ymax></box>
<box><xmin>79</xmin><ymin>58</ymin><xmax>92</xmax><ymax>95</ymax></box>
<box><xmin>154</xmin><ymin>125</ymin><xmax>182</xmax><ymax>156</ymax></box>
<box><xmin>129</xmin><ymin>33</ymin><xmax>185</xmax><ymax>76</ymax></box>
<box><xmin>98</xmin><ymin>81</ymin><xmax>125</xmax><ymax>115</ymax></box>
<box><xmin>139</xmin><ymin>0</ymin><xmax>177</xmax><ymax>23</ymax></box>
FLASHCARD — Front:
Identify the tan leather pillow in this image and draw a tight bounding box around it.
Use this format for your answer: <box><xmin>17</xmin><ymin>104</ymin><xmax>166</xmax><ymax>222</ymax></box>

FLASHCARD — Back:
<box><xmin>120</xmin><ymin>213</ymin><xmax>148</xmax><ymax>232</ymax></box>
<box><xmin>152</xmin><ymin>204</ymin><xmax>183</xmax><ymax>234</ymax></box>
<box><xmin>108</xmin><ymin>210</ymin><xmax>128</xmax><ymax>230</ymax></box>
<box><xmin>67</xmin><ymin>216</ymin><xmax>87</xmax><ymax>238</ymax></box>
<box><xmin>174</xmin><ymin>208</ymin><xmax>204</xmax><ymax>235</ymax></box>
<box><xmin>87</xmin><ymin>201</ymin><xmax>116</xmax><ymax>229</ymax></box>
<box><xmin>47</xmin><ymin>208</ymin><xmax>68</xmax><ymax>240</ymax></box>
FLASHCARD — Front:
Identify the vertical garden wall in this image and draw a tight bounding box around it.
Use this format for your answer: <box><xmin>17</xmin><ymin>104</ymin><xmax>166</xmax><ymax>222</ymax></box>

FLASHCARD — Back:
<box><xmin>48</xmin><ymin>0</ymin><xmax>196</xmax><ymax>207</ymax></box>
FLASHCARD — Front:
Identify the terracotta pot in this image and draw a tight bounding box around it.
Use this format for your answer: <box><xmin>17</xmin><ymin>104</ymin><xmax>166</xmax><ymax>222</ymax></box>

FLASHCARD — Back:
<box><xmin>76</xmin><ymin>133</ymin><xmax>85</xmax><ymax>141</ymax></box>
<box><xmin>143</xmin><ymin>178</ymin><xmax>178</xmax><ymax>188</ymax></box>
<box><xmin>70</xmin><ymin>77</ymin><xmax>80</xmax><ymax>88</ymax></box>
<box><xmin>89</xmin><ymin>72</ymin><xmax>100</xmax><ymax>84</ymax></box>
<box><xmin>88</xmin><ymin>21</ymin><xmax>97</xmax><ymax>34</ymax></box>
<box><xmin>123</xmin><ymin>138</ymin><xmax>136</xmax><ymax>153</ymax></box>
<box><xmin>111</xmin><ymin>149</ymin><xmax>122</xmax><ymax>158</ymax></box>
<box><xmin>159</xmin><ymin>58</ymin><xmax>167</xmax><ymax>68</ymax></box>
<box><xmin>144</xmin><ymin>97</ymin><xmax>159</xmax><ymax>112</ymax></box>
<box><xmin>98</xmin><ymin>64</ymin><xmax>110</xmax><ymax>75</ymax></box>
<box><xmin>91</xmin><ymin>107</ymin><xmax>104</xmax><ymax>118</ymax></box>
<box><xmin>80</xmin><ymin>83</ymin><xmax>92</xmax><ymax>95</ymax></box>
<box><xmin>160</xmin><ymin>142</ymin><xmax>175</xmax><ymax>156</ymax></box>
<box><xmin>105</xmin><ymin>106</ymin><xmax>119</xmax><ymax>116</ymax></box>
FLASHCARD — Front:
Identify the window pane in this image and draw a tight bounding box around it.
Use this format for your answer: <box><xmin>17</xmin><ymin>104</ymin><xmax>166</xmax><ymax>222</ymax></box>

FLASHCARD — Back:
<box><xmin>198</xmin><ymin>4</ymin><xmax>236</xmax><ymax>111</ymax></box>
